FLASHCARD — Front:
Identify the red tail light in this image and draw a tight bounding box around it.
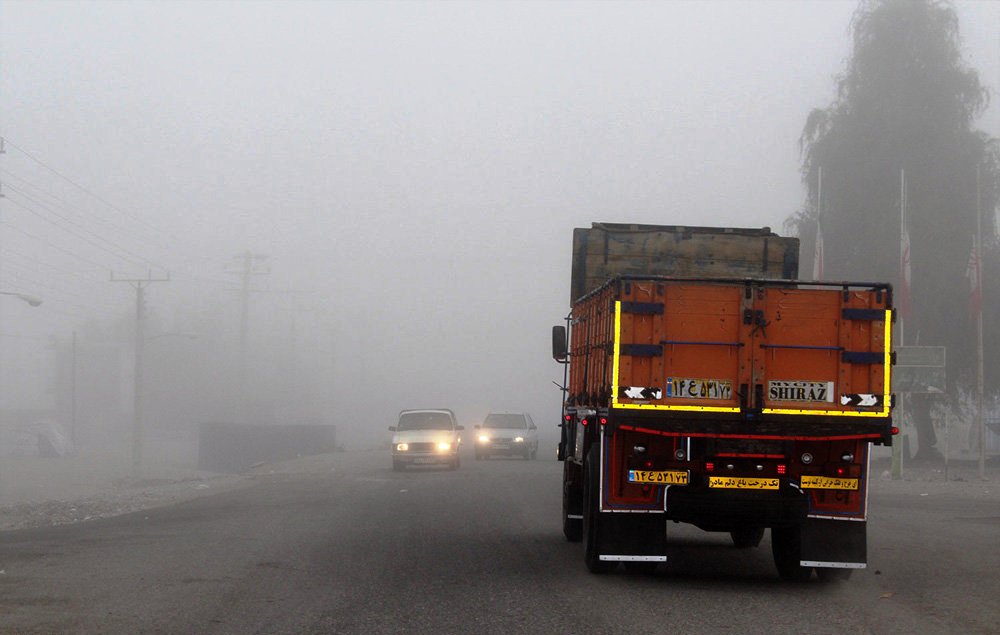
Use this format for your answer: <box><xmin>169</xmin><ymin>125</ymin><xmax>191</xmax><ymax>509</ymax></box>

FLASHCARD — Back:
<box><xmin>891</xmin><ymin>427</ymin><xmax>900</xmax><ymax>435</ymax></box>
<box><xmin>705</xmin><ymin>461</ymin><xmax>715</xmax><ymax>472</ymax></box>
<box><xmin>644</xmin><ymin>460</ymin><xmax>653</xmax><ymax>468</ymax></box>
<box><xmin>565</xmin><ymin>415</ymin><xmax>571</xmax><ymax>422</ymax></box>
<box><xmin>777</xmin><ymin>464</ymin><xmax>787</xmax><ymax>475</ymax></box>
<box><xmin>600</xmin><ymin>417</ymin><xmax>608</xmax><ymax>425</ymax></box>
<box><xmin>581</xmin><ymin>419</ymin><xmax>588</xmax><ymax>426</ymax></box>
<box><xmin>836</xmin><ymin>467</ymin><xmax>845</xmax><ymax>476</ymax></box>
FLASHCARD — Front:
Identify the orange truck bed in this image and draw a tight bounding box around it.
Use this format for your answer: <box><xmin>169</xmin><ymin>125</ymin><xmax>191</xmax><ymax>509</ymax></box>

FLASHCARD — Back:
<box><xmin>568</xmin><ymin>276</ymin><xmax>893</xmax><ymax>439</ymax></box>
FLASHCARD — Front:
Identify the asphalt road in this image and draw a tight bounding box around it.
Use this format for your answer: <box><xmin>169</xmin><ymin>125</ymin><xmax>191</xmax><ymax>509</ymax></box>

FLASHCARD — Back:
<box><xmin>0</xmin><ymin>450</ymin><xmax>997</xmax><ymax>635</ymax></box>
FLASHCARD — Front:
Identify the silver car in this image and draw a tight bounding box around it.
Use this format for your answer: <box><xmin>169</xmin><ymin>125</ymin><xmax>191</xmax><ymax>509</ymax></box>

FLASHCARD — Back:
<box><xmin>474</xmin><ymin>412</ymin><xmax>538</xmax><ymax>460</ymax></box>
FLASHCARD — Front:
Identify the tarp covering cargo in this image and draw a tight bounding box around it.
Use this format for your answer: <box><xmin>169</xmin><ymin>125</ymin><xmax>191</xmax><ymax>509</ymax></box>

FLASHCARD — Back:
<box><xmin>571</xmin><ymin>223</ymin><xmax>799</xmax><ymax>303</ymax></box>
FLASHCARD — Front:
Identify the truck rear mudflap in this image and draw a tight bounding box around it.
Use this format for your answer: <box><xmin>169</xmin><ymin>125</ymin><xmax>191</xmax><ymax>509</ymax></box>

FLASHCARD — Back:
<box><xmin>800</xmin><ymin>518</ymin><xmax>867</xmax><ymax>569</ymax></box>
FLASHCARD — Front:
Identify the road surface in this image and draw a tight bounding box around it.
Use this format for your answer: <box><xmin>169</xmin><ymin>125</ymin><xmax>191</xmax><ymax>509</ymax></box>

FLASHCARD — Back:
<box><xmin>0</xmin><ymin>450</ymin><xmax>996</xmax><ymax>634</ymax></box>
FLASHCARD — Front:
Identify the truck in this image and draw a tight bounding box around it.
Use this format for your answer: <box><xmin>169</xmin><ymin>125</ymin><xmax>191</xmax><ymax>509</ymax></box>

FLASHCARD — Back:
<box><xmin>552</xmin><ymin>223</ymin><xmax>896</xmax><ymax>580</ymax></box>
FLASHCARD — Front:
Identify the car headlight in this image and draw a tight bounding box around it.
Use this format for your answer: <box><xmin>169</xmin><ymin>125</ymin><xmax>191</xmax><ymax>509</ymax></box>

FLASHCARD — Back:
<box><xmin>478</xmin><ymin>434</ymin><xmax>490</xmax><ymax>443</ymax></box>
<box><xmin>437</xmin><ymin>442</ymin><xmax>452</xmax><ymax>451</ymax></box>
<box><xmin>396</xmin><ymin>443</ymin><xmax>409</xmax><ymax>452</ymax></box>
<box><xmin>514</xmin><ymin>436</ymin><xmax>524</xmax><ymax>443</ymax></box>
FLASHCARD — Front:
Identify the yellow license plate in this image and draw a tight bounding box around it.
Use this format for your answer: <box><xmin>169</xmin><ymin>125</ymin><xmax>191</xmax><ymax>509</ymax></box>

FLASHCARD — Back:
<box><xmin>800</xmin><ymin>475</ymin><xmax>859</xmax><ymax>490</ymax></box>
<box><xmin>708</xmin><ymin>476</ymin><xmax>780</xmax><ymax>490</ymax></box>
<box><xmin>627</xmin><ymin>470</ymin><xmax>689</xmax><ymax>485</ymax></box>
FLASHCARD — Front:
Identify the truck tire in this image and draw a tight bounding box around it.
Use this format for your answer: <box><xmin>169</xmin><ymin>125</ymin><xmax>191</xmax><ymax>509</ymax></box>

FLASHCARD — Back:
<box><xmin>771</xmin><ymin>526</ymin><xmax>813</xmax><ymax>581</ymax></box>
<box><xmin>392</xmin><ymin>459</ymin><xmax>404</xmax><ymax>472</ymax></box>
<box><xmin>449</xmin><ymin>454</ymin><xmax>460</xmax><ymax>470</ymax></box>
<box><xmin>583</xmin><ymin>445</ymin><xmax>617</xmax><ymax>574</ymax></box>
<box><xmin>731</xmin><ymin>526</ymin><xmax>765</xmax><ymax>549</ymax></box>
<box><xmin>530</xmin><ymin>445</ymin><xmax>538</xmax><ymax>460</ymax></box>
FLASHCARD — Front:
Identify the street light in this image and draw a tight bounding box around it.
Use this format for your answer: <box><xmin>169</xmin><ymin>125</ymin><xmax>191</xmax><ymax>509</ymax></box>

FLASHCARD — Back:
<box><xmin>0</xmin><ymin>291</ymin><xmax>42</xmax><ymax>307</ymax></box>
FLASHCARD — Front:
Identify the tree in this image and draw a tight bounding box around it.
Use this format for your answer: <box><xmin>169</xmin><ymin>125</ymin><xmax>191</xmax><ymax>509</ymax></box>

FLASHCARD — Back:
<box><xmin>789</xmin><ymin>0</ymin><xmax>1000</xmax><ymax>460</ymax></box>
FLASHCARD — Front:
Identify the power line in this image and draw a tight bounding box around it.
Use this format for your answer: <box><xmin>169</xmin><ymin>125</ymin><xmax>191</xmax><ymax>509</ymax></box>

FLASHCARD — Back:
<box><xmin>0</xmin><ymin>138</ymin><xmax>243</xmax><ymax>283</ymax></box>
<box><xmin>0</xmin><ymin>167</ymin><xmax>176</xmax><ymax>255</ymax></box>
<box><xmin>3</xmin><ymin>245</ymin><xmax>109</xmax><ymax>285</ymax></box>
<box><xmin>0</xmin><ymin>213</ymin><xmax>112</xmax><ymax>272</ymax></box>
<box><xmin>3</xmin><ymin>184</ymin><xmax>165</xmax><ymax>271</ymax></box>
<box><xmin>1</xmin><ymin>136</ymin><xmax>173</xmax><ymax>239</ymax></box>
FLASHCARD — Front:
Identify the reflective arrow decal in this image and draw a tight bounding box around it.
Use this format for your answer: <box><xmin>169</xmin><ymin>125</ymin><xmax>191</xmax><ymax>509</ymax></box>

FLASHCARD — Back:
<box><xmin>840</xmin><ymin>394</ymin><xmax>882</xmax><ymax>407</ymax></box>
<box><xmin>620</xmin><ymin>386</ymin><xmax>663</xmax><ymax>400</ymax></box>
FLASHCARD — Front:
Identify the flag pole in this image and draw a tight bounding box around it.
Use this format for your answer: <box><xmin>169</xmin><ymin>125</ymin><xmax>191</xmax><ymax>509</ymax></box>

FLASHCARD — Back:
<box><xmin>892</xmin><ymin>168</ymin><xmax>905</xmax><ymax>480</ymax></box>
<box><xmin>814</xmin><ymin>166</ymin><xmax>823</xmax><ymax>280</ymax></box>
<box><xmin>976</xmin><ymin>165</ymin><xmax>985</xmax><ymax>481</ymax></box>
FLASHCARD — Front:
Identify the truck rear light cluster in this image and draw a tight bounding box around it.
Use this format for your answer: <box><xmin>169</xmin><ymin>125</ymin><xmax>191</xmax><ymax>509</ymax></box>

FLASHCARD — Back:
<box><xmin>777</xmin><ymin>464</ymin><xmax>787</xmax><ymax>475</ymax></box>
<box><xmin>705</xmin><ymin>461</ymin><xmax>715</xmax><ymax>472</ymax></box>
<box><xmin>599</xmin><ymin>417</ymin><xmax>608</xmax><ymax>425</ymax></box>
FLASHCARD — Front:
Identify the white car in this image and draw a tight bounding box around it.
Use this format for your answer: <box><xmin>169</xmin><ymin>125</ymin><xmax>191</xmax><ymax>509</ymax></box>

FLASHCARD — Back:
<box><xmin>389</xmin><ymin>409</ymin><xmax>463</xmax><ymax>471</ymax></box>
<box><xmin>474</xmin><ymin>412</ymin><xmax>538</xmax><ymax>460</ymax></box>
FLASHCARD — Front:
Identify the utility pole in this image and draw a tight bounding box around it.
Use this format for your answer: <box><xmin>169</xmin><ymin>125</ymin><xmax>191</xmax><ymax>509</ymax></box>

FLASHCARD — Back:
<box><xmin>226</xmin><ymin>252</ymin><xmax>269</xmax><ymax>422</ymax></box>
<box><xmin>111</xmin><ymin>271</ymin><xmax>170</xmax><ymax>477</ymax></box>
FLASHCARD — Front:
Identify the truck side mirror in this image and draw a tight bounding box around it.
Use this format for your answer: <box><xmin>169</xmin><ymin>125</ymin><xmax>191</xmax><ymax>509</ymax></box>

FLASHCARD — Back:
<box><xmin>552</xmin><ymin>325</ymin><xmax>567</xmax><ymax>361</ymax></box>
<box><xmin>455</xmin><ymin>425</ymin><xmax>465</xmax><ymax>431</ymax></box>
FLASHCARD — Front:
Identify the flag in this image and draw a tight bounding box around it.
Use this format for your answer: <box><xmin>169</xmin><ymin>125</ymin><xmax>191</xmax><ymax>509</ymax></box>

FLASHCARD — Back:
<box><xmin>899</xmin><ymin>220</ymin><xmax>912</xmax><ymax>321</ymax></box>
<box><xmin>966</xmin><ymin>236</ymin><xmax>982</xmax><ymax>321</ymax></box>
<box><xmin>812</xmin><ymin>218</ymin><xmax>824</xmax><ymax>280</ymax></box>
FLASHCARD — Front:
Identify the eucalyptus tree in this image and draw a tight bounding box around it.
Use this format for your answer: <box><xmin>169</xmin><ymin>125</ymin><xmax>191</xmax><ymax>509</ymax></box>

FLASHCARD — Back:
<box><xmin>788</xmin><ymin>0</ymin><xmax>1000</xmax><ymax>459</ymax></box>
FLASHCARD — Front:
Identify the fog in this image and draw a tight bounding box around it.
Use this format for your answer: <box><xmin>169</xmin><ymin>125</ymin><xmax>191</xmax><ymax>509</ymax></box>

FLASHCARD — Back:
<box><xmin>0</xmin><ymin>0</ymin><xmax>997</xmax><ymax>457</ymax></box>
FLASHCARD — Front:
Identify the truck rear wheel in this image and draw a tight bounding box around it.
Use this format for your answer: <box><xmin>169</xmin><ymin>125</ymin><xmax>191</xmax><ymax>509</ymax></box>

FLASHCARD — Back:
<box><xmin>583</xmin><ymin>445</ymin><xmax>616</xmax><ymax>574</ymax></box>
<box><xmin>771</xmin><ymin>526</ymin><xmax>813</xmax><ymax>581</ymax></box>
<box><xmin>731</xmin><ymin>526</ymin><xmax>765</xmax><ymax>549</ymax></box>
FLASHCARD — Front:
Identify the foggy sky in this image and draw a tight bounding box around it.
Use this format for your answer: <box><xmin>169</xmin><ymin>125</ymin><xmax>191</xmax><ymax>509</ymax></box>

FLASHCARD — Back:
<box><xmin>1</xmin><ymin>1</ymin><xmax>998</xmax><ymax>448</ymax></box>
